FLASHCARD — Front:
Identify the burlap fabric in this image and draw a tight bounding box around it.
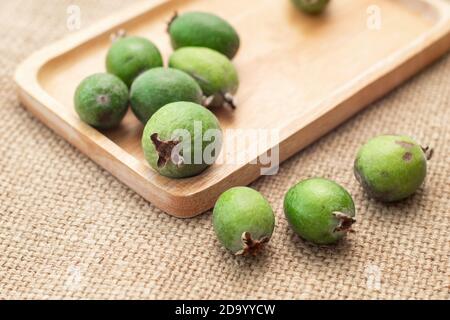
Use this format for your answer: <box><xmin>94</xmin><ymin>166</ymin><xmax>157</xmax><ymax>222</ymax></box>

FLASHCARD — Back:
<box><xmin>0</xmin><ymin>0</ymin><xmax>448</xmax><ymax>300</ymax></box>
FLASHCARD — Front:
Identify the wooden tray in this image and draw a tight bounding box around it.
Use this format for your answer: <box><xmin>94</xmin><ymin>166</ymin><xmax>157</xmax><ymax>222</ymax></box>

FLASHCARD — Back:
<box><xmin>15</xmin><ymin>0</ymin><xmax>450</xmax><ymax>217</ymax></box>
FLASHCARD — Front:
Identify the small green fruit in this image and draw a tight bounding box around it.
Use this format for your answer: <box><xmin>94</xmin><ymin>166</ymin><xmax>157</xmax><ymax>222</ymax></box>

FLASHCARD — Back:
<box><xmin>142</xmin><ymin>102</ymin><xmax>222</xmax><ymax>178</ymax></box>
<box><xmin>130</xmin><ymin>67</ymin><xmax>203</xmax><ymax>124</ymax></box>
<box><xmin>74</xmin><ymin>73</ymin><xmax>129</xmax><ymax>129</ymax></box>
<box><xmin>284</xmin><ymin>178</ymin><xmax>356</xmax><ymax>245</ymax></box>
<box><xmin>291</xmin><ymin>0</ymin><xmax>330</xmax><ymax>15</ymax></box>
<box><xmin>106</xmin><ymin>36</ymin><xmax>163</xmax><ymax>87</ymax></box>
<box><xmin>354</xmin><ymin>135</ymin><xmax>428</xmax><ymax>202</ymax></box>
<box><xmin>169</xmin><ymin>47</ymin><xmax>239</xmax><ymax>109</ymax></box>
<box><xmin>213</xmin><ymin>187</ymin><xmax>275</xmax><ymax>256</ymax></box>
<box><xmin>168</xmin><ymin>12</ymin><xmax>240</xmax><ymax>59</ymax></box>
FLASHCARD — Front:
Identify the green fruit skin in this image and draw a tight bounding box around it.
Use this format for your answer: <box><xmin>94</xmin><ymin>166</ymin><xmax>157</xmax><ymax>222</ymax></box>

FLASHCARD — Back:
<box><xmin>169</xmin><ymin>12</ymin><xmax>240</xmax><ymax>59</ymax></box>
<box><xmin>130</xmin><ymin>68</ymin><xmax>203</xmax><ymax>124</ymax></box>
<box><xmin>291</xmin><ymin>0</ymin><xmax>330</xmax><ymax>14</ymax></box>
<box><xmin>106</xmin><ymin>36</ymin><xmax>163</xmax><ymax>87</ymax></box>
<box><xmin>284</xmin><ymin>178</ymin><xmax>355</xmax><ymax>245</ymax></box>
<box><xmin>213</xmin><ymin>187</ymin><xmax>275</xmax><ymax>254</ymax></box>
<box><xmin>74</xmin><ymin>73</ymin><xmax>129</xmax><ymax>129</ymax></box>
<box><xmin>168</xmin><ymin>47</ymin><xmax>239</xmax><ymax>104</ymax></box>
<box><xmin>142</xmin><ymin>102</ymin><xmax>222</xmax><ymax>178</ymax></box>
<box><xmin>354</xmin><ymin>135</ymin><xmax>427</xmax><ymax>202</ymax></box>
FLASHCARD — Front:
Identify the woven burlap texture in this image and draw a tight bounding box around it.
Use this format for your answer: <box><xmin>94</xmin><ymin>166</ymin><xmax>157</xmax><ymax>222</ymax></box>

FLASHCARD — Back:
<box><xmin>0</xmin><ymin>0</ymin><xmax>449</xmax><ymax>300</ymax></box>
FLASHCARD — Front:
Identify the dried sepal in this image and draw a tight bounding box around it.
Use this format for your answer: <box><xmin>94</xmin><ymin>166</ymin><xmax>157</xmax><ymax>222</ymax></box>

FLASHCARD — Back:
<box><xmin>421</xmin><ymin>145</ymin><xmax>434</xmax><ymax>161</ymax></box>
<box><xmin>110</xmin><ymin>29</ymin><xmax>127</xmax><ymax>42</ymax></box>
<box><xmin>150</xmin><ymin>133</ymin><xmax>184</xmax><ymax>168</ymax></box>
<box><xmin>332</xmin><ymin>212</ymin><xmax>356</xmax><ymax>233</ymax></box>
<box><xmin>235</xmin><ymin>232</ymin><xmax>270</xmax><ymax>257</ymax></box>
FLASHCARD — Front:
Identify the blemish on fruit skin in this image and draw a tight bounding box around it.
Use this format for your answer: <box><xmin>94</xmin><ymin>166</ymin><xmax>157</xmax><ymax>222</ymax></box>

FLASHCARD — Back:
<box><xmin>123</xmin><ymin>55</ymin><xmax>134</xmax><ymax>64</ymax></box>
<box><xmin>403</xmin><ymin>152</ymin><xmax>413</xmax><ymax>161</ymax></box>
<box><xmin>395</xmin><ymin>140</ymin><xmax>415</xmax><ymax>149</ymax></box>
<box><xmin>355</xmin><ymin>135</ymin><xmax>428</xmax><ymax>202</ymax></box>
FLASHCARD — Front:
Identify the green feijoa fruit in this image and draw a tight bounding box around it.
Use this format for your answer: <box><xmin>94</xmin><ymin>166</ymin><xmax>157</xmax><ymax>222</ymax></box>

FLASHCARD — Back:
<box><xmin>168</xmin><ymin>11</ymin><xmax>240</xmax><ymax>59</ymax></box>
<box><xmin>213</xmin><ymin>187</ymin><xmax>275</xmax><ymax>256</ymax></box>
<box><xmin>284</xmin><ymin>178</ymin><xmax>356</xmax><ymax>245</ymax></box>
<box><xmin>142</xmin><ymin>102</ymin><xmax>222</xmax><ymax>178</ymax></box>
<box><xmin>354</xmin><ymin>135</ymin><xmax>429</xmax><ymax>202</ymax></box>
<box><xmin>130</xmin><ymin>67</ymin><xmax>203</xmax><ymax>124</ymax></box>
<box><xmin>74</xmin><ymin>73</ymin><xmax>129</xmax><ymax>129</ymax></box>
<box><xmin>169</xmin><ymin>47</ymin><xmax>239</xmax><ymax>109</ymax></box>
<box><xmin>291</xmin><ymin>0</ymin><xmax>330</xmax><ymax>15</ymax></box>
<box><xmin>106</xmin><ymin>36</ymin><xmax>163</xmax><ymax>87</ymax></box>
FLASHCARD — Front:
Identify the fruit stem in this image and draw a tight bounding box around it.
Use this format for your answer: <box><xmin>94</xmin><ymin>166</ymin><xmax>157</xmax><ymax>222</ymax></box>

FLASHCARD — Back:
<box><xmin>421</xmin><ymin>146</ymin><xmax>434</xmax><ymax>161</ymax></box>
<box><xmin>202</xmin><ymin>95</ymin><xmax>215</xmax><ymax>108</ymax></box>
<box><xmin>235</xmin><ymin>232</ymin><xmax>269</xmax><ymax>257</ymax></box>
<box><xmin>221</xmin><ymin>92</ymin><xmax>237</xmax><ymax>109</ymax></box>
<box><xmin>332</xmin><ymin>212</ymin><xmax>356</xmax><ymax>233</ymax></box>
<box><xmin>110</xmin><ymin>29</ymin><xmax>127</xmax><ymax>42</ymax></box>
<box><xmin>150</xmin><ymin>133</ymin><xmax>184</xmax><ymax>168</ymax></box>
<box><xmin>202</xmin><ymin>92</ymin><xmax>237</xmax><ymax>109</ymax></box>
<box><xmin>167</xmin><ymin>11</ymin><xmax>178</xmax><ymax>32</ymax></box>
<box><xmin>189</xmin><ymin>73</ymin><xmax>237</xmax><ymax>110</ymax></box>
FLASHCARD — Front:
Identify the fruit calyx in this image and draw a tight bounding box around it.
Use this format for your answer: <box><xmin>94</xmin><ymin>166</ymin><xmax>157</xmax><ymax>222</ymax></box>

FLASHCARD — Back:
<box><xmin>188</xmin><ymin>73</ymin><xmax>237</xmax><ymax>109</ymax></box>
<box><xmin>332</xmin><ymin>212</ymin><xmax>356</xmax><ymax>233</ymax></box>
<box><xmin>202</xmin><ymin>92</ymin><xmax>237</xmax><ymax>109</ymax></box>
<box><xmin>167</xmin><ymin>11</ymin><xmax>178</xmax><ymax>32</ymax></box>
<box><xmin>110</xmin><ymin>29</ymin><xmax>127</xmax><ymax>42</ymax></box>
<box><xmin>235</xmin><ymin>232</ymin><xmax>269</xmax><ymax>257</ymax></box>
<box><xmin>421</xmin><ymin>146</ymin><xmax>434</xmax><ymax>161</ymax></box>
<box><xmin>150</xmin><ymin>133</ymin><xmax>184</xmax><ymax>168</ymax></box>
<box><xmin>96</xmin><ymin>94</ymin><xmax>110</xmax><ymax>105</ymax></box>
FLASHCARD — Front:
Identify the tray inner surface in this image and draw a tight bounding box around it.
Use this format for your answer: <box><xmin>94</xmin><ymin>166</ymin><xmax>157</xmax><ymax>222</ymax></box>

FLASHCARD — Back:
<box><xmin>37</xmin><ymin>0</ymin><xmax>440</xmax><ymax>191</ymax></box>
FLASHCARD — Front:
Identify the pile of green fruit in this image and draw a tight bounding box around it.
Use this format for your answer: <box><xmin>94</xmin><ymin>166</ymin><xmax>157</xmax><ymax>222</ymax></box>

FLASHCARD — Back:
<box><xmin>74</xmin><ymin>11</ymin><xmax>241</xmax><ymax>178</ymax></box>
<box><xmin>73</xmin><ymin>2</ymin><xmax>331</xmax><ymax>176</ymax></box>
<box><xmin>73</xmin><ymin>1</ymin><xmax>433</xmax><ymax>256</ymax></box>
